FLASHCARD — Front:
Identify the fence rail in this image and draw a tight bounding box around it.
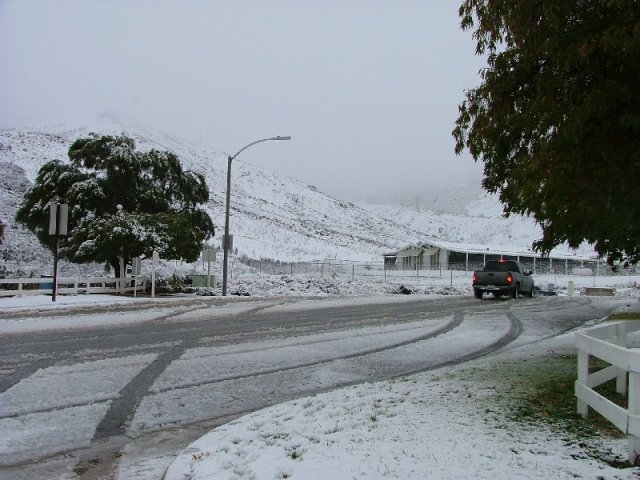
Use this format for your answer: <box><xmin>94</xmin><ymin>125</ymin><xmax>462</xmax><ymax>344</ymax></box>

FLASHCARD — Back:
<box><xmin>575</xmin><ymin>320</ymin><xmax>640</xmax><ymax>464</ymax></box>
<box><xmin>0</xmin><ymin>276</ymin><xmax>148</xmax><ymax>297</ymax></box>
<box><xmin>238</xmin><ymin>258</ymin><xmax>638</xmax><ymax>278</ymax></box>
<box><xmin>228</xmin><ymin>259</ymin><xmax>638</xmax><ymax>291</ymax></box>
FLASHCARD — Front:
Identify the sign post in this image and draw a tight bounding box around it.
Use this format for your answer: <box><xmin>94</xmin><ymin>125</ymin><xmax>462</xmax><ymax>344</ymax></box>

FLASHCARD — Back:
<box><xmin>203</xmin><ymin>248</ymin><xmax>216</xmax><ymax>288</ymax></box>
<box><xmin>131</xmin><ymin>257</ymin><xmax>141</xmax><ymax>298</ymax></box>
<box><xmin>48</xmin><ymin>203</ymin><xmax>68</xmax><ymax>302</ymax></box>
<box><xmin>118</xmin><ymin>257</ymin><xmax>125</xmax><ymax>294</ymax></box>
<box><xmin>151</xmin><ymin>250</ymin><xmax>159</xmax><ymax>298</ymax></box>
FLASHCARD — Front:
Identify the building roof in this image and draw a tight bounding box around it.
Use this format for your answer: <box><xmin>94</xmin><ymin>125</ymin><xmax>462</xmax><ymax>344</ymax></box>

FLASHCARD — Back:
<box><xmin>387</xmin><ymin>239</ymin><xmax>598</xmax><ymax>262</ymax></box>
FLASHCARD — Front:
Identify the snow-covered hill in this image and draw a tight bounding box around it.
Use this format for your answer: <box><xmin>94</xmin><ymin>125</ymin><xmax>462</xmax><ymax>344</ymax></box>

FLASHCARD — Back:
<box><xmin>0</xmin><ymin>114</ymin><xmax>583</xmax><ymax>277</ymax></box>
<box><xmin>0</xmin><ymin>115</ymin><xmax>427</xmax><ymax>275</ymax></box>
<box><xmin>357</xmin><ymin>193</ymin><xmax>543</xmax><ymax>249</ymax></box>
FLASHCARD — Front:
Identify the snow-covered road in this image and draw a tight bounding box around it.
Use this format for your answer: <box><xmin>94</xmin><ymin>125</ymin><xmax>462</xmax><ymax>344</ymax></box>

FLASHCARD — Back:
<box><xmin>0</xmin><ymin>293</ymin><xmax>634</xmax><ymax>479</ymax></box>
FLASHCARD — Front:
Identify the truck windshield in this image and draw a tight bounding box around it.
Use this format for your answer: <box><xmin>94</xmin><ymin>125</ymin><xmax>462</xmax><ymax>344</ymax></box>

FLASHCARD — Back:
<box><xmin>483</xmin><ymin>261</ymin><xmax>519</xmax><ymax>272</ymax></box>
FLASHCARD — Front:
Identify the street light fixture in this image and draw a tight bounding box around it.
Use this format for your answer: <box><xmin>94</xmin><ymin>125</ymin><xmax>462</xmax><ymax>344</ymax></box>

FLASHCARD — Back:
<box><xmin>222</xmin><ymin>136</ymin><xmax>291</xmax><ymax>296</ymax></box>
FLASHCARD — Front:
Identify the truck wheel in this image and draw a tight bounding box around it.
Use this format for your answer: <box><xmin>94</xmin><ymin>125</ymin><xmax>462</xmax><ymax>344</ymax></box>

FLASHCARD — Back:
<box><xmin>512</xmin><ymin>284</ymin><xmax>520</xmax><ymax>299</ymax></box>
<box><xmin>474</xmin><ymin>289</ymin><xmax>483</xmax><ymax>299</ymax></box>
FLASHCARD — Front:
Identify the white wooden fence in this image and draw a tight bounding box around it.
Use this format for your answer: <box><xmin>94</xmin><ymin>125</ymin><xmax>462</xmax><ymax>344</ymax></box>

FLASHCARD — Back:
<box><xmin>0</xmin><ymin>276</ymin><xmax>148</xmax><ymax>297</ymax></box>
<box><xmin>575</xmin><ymin>320</ymin><xmax>640</xmax><ymax>463</ymax></box>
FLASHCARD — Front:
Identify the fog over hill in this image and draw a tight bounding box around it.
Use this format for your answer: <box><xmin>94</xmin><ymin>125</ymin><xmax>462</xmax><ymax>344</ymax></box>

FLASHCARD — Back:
<box><xmin>357</xmin><ymin>192</ymin><xmax>545</xmax><ymax>249</ymax></box>
<box><xmin>0</xmin><ymin>114</ymin><xmax>581</xmax><ymax>277</ymax></box>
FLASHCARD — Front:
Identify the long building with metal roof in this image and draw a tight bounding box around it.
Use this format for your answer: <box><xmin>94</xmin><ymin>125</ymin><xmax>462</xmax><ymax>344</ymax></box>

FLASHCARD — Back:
<box><xmin>384</xmin><ymin>240</ymin><xmax>599</xmax><ymax>274</ymax></box>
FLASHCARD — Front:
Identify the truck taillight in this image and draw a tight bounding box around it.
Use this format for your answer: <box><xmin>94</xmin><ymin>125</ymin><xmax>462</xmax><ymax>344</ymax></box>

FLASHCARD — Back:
<box><xmin>506</xmin><ymin>274</ymin><xmax>513</xmax><ymax>284</ymax></box>
<box><xmin>472</xmin><ymin>274</ymin><xmax>477</xmax><ymax>284</ymax></box>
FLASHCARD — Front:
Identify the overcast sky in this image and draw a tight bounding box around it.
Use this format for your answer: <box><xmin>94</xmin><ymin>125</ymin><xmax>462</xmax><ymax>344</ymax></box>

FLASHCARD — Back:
<box><xmin>0</xmin><ymin>0</ymin><xmax>486</xmax><ymax>200</ymax></box>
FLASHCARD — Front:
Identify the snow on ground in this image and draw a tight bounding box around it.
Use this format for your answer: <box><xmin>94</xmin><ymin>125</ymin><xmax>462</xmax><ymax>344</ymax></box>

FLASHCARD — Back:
<box><xmin>0</xmin><ymin>295</ymin><xmax>216</xmax><ymax>334</ymax></box>
<box><xmin>0</xmin><ymin>293</ymin><xmax>140</xmax><ymax>311</ymax></box>
<box><xmin>1</xmin><ymin>272</ymin><xmax>640</xmax><ymax>479</ymax></box>
<box><xmin>147</xmin><ymin>317</ymin><xmax>454</xmax><ymax>394</ymax></box>
<box><xmin>157</xmin><ymin>275</ymin><xmax>638</xmax><ymax>480</ymax></box>
<box><xmin>0</xmin><ymin>354</ymin><xmax>157</xmax><ymax>418</ymax></box>
<box><xmin>0</xmin><ymin>354</ymin><xmax>158</xmax><ymax>465</ymax></box>
<box><xmin>0</xmin><ymin>270</ymin><xmax>636</xmax><ymax>313</ymax></box>
<box><xmin>0</xmin><ymin>272</ymin><xmax>471</xmax><ymax>334</ymax></box>
<box><xmin>163</xmin><ymin>330</ymin><xmax>640</xmax><ymax>480</ymax></box>
<box><xmin>1</xmin><ymin>403</ymin><xmax>112</xmax><ymax>467</ymax></box>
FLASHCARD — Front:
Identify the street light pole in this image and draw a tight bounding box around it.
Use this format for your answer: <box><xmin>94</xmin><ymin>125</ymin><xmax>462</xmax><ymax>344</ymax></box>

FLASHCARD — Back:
<box><xmin>222</xmin><ymin>136</ymin><xmax>291</xmax><ymax>296</ymax></box>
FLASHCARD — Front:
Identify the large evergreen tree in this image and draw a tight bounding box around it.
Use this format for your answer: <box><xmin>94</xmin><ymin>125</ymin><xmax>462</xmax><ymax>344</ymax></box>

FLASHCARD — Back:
<box><xmin>16</xmin><ymin>134</ymin><xmax>215</xmax><ymax>274</ymax></box>
<box><xmin>453</xmin><ymin>0</ymin><xmax>640</xmax><ymax>266</ymax></box>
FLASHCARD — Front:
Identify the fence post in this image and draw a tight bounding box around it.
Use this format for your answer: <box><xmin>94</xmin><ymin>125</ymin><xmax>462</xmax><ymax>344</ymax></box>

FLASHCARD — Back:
<box><xmin>617</xmin><ymin>322</ymin><xmax>628</xmax><ymax>395</ymax></box>
<box><xmin>119</xmin><ymin>256</ymin><xmax>125</xmax><ymax>294</ymax></box>
<box><xmin>629</xmin><ymin>370</ymin><xmax>640</xmax><ymax>464</ymax></box>
<box><xmin>352</xmin><ymin>264</ymin><xmax>355</xmax><ymax>280</ymax></box>
<box><xmin>151</xmin><ymin>250</ymin><xmax>158</xmax><ymax>298</ymax></box>
<box><xmin>577</xmin><ymin>347</ymin><xmax>589</xmax><ymax>417</ymax></box>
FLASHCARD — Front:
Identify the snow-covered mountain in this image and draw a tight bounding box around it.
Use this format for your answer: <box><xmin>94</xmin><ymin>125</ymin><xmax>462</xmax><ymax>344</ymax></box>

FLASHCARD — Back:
<box><xmin>0</xmin><ymin>115</ymin><xmax>425</xmax><ymax>274</ymax></box>
<box><xmin>0</xmin><ymin>114</ymin><xmax>567</xmax><ymax>276</ymax></box>
<box><xmin>357</xmin><ymin>193</ymin><xmax>544</xmax><ymax>249</ymax></box>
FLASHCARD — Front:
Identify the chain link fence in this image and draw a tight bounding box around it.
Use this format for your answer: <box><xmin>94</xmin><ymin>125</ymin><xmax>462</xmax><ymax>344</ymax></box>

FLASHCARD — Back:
<box><xmin>232</xmin><ymin>257</ymin><xmax>639</xmax><ymax>283</ymax></box>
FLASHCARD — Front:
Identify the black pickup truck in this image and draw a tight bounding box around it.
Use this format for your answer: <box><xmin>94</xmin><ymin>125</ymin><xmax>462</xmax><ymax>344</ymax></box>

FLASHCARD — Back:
<box><xmin>472</xmin><ymin>260</ymin><xmax>535</xmax><ymax>299</ymax></box>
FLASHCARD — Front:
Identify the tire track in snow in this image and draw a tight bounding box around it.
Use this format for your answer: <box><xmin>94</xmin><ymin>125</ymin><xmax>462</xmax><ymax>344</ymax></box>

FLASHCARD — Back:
<box><xmin>127</xmin><ymin>310</ymin><xmax>521</xmax><ymax>437</ymax></box>
<box><xmin>150</xmin><ymin>314</ymin><xmax>463</xmax><ymax>394</ymax></box>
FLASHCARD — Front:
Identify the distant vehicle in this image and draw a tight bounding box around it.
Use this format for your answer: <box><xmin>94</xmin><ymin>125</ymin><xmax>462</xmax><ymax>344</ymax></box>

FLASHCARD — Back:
<box><xmin>472</xmin><ymin>260</ymin><xmax>535</xmax><ymax>299</ymax></box>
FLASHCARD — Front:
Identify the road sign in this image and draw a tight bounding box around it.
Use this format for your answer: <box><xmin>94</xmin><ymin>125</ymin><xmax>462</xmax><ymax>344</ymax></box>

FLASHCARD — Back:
<box><xmin>222</xmin><ymin>234</ymin><xmax>233</xmax><ymax>252</ymax></box>
<box><xmin>202</xmin><ymin>248</ymin><xmax>216</xmax><ymax>262</ymax></box>
<box><xmin>48</xmin><ymin>203</ymin><xmax>68</xmax><ymax>302</ymax></box>
<box><xmin>132</xmin><ymin>257</ymin><xmax>142</xmax><ymax>276</ymax></box>
<box><xmin>49</xmin><ymin>203</ymin><xmax>68</xmax><ymax>236</ymax></box>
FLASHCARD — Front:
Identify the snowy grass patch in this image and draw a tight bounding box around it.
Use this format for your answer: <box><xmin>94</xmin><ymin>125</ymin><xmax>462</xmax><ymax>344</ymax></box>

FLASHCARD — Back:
<box><xmin>165</xmin><ymin>330</ymin><xmax>640</xmax><ymax>479</ymax></box>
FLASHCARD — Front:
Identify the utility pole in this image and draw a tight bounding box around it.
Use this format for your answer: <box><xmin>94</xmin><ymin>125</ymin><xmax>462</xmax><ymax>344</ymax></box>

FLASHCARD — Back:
<box><xmin>222</xmin><ymin>136</ymin><xmax>291</xmax><ymax>295</ymax></box>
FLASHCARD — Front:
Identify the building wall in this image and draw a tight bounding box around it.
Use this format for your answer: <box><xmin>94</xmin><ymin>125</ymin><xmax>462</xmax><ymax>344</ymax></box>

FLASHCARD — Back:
<box><xmin>439</xmin><ymin>248</ymin><xmax>448</xmax><ymax>270</ymax></box>
<box><xmin>390</xmin><ymin>246</ymin><xmax>597</xmax><ymax>274</ymax></box>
